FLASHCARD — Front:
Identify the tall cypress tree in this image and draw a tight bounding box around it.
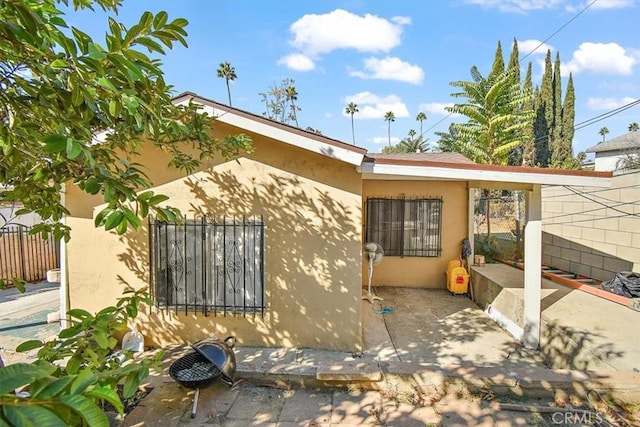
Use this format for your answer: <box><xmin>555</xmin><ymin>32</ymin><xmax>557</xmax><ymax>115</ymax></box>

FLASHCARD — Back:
<box><xmin>521</xmin><ymin>62</ymin><xmax>536</xmax><ymax>166</ymax></box>
<box><xmin>533</xmin><ymin>86</ymin><xmax>549</xmax><ymax>166</ymax></box>
<box><xmin>550</xmin><ymin>52</ymin><xmax>564</xmax><ymax>165</ymax></box>
<box><xmin>560</xmin><ymin>73</ymin><xmax>576</xmax><ymax>164</ymax></box>
<box><xmin>507</xmin><ymin>37</ymin><xmax>520</xmax><ymax>84</ymax></box>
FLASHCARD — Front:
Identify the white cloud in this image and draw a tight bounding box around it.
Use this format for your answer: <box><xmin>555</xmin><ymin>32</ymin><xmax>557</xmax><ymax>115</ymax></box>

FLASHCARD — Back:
<box><xmin>391</xmin><ymin>16</ymin><xmax>412</xmax><ymax>25</ymax></box>
<box><xmin>419</xmin><ymin>102</ymin><xmax>460</xmax><ymax>117</ymax></box>
<box><xmin>277</xmin><ymin>53</ymin><xmax>315</xmax><ymax>71</ymax></box>
<box><xmin>590</xmin><ymin>0</ymin><xmax>634</xmax><ymax>9</ymax></box>
<box><xmin>518</xmin><ymin>39</ymin><xmax>553</xmax><ymax>56</ymax></box>
<box><xmin>463</xmin><ymin>0</ymin><xmax>565</xmax><ymax>13</ymax></box>
<box><xmin>371</xmin><ymin>136</ymin><xmax>401</xmax><ymax>145</ymax></box>
<box><xmin>349</xmin><ymin>57</ymin><xmax>424</xmax><ymax>84</ymax></box>
<box><xmin>562</xmin><ymin>42</ymin><xmax>637</xmax><ymax>75</ymax></box>
<box><xmin>343</xmin><ymin>92</ymin><xmax>410</xmax><ymax>119</ymax></box>
<box><xmin>586</xmin><ymin>97</ymin><xmax>638</xmax><ymax>111</ymax></box>
<box><xmin>288</xmin><ymin>9</ymin><xmax>408</xmax><ymax>57</ymax></box>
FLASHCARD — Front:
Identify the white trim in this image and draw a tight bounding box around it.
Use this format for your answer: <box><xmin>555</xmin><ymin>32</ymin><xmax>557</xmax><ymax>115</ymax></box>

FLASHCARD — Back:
<box><xmin>175</xmin><ymin>100</ymin><xmax>365</xmax><ymax>167</ymax></box>
<box><xmin>59</xmin><ymin>184</ymin><xmax>68</xmax><ymax>329</ymax></box>
<box><xmin>523</xmin><ymin>185</ymin><xmax>542</xmax><ymax>349</ymax></box>
<box><xmin>358</xmin><ymin>162</ymin><xmax>612</xmax><ymax>188</ymax></box>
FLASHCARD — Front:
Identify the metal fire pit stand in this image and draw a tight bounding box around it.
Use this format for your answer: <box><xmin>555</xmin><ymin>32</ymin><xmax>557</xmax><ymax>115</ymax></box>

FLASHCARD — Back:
<box><xmin>169</xmin><ymin>351</ymin><xmax>221</xmax><ymax>418</ymax></box>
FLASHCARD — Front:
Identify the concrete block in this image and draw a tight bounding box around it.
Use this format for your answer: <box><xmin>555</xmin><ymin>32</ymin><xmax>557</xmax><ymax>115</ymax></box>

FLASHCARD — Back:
<box><xmin>605</xmin><ymin>229</ymin><xmax>632</xmax><ymax>247</ymax></box>
<box><xmin>560</xmin><ymin>248</ymin><xmax>581</xmax><ymax>263</ymax></box>
<box><xmin>551</xmin><ymin>258</ymin><xmax>570</xmax><ymax>272</ymax></box>
<box><xmin>544</xmin><ymin>244</ymin><xmax>562</xmax><ymax>258</ymax></box>
<box><xmin>544</xmin><ymin>201</ymin><xmax>564</xmax><ymax>213</ymax></box>
<box><xmin>587</xmin><ymin>228</ymin><xmax>606</xmax><ymax>243</ymax></box>
<box><xmin>569</xmin><ymin>262</ymin><xmax>591</xmax><ymax>278</ymax></box>
<box><xmin>603</xmin><ymin>257</ymin><xmax>633</xmax><ymax>274</ymax></box>
<box><xmin>593</xmin><ymin>242</ymin><xmax>618</xmax><ymax>257</ymax></box>
<box><xmin>561</xmin><ymin>225</ymin><xmax>583</xmax><ymax>239</ymax></box>
<box><xmin>633</xmin><ymin>233</ymin><xmax>640</xmax><ymax>249</ymax></box>
<box><xmin>616</xmin><ymin>246</ymin><xmax>640</xmax><ymax>265</ymax></box>
<box><xmin>580</xmin><ymin>252</ymin><xmax>604</xmax><ymax>269</ymax></box>
<box><xmin>553</xmin><ymin>235</ymin><xmax>572</xmax><ymax>249</ymax></box>
<box><xmin>316</xmin><ymin>361</ymin><xmax>382</xmax><ymax>382</ymax></box>
<box><xmin>591</xmin><ymin>267</ymin><xmax>614</xmax><ymax>282</ymax></box>
<box><xmin>619</xmin><ymin>217</ymin><xmax>640</xmax><ymax>233</ymax></box>
<box><xmin>542</xmin><ymin>232</ymin><xmax>553</xmax><ymax>245</ymax></box>
<box><xmin>542</xmin><ymin>254</ymin><xmax>552</xmax><ymax>266</ymax></box>
<box><xmin>597</xmin><ymin>217</ymin><xmax>620</xmax><ymax>231</ymax></box>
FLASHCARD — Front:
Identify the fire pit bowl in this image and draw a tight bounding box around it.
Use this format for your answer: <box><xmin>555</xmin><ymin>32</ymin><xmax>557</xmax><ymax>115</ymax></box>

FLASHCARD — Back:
<box><xmin>169</xmin><ymin>351</ymin><xmax>221</xmax><ymax>389</ymax></box>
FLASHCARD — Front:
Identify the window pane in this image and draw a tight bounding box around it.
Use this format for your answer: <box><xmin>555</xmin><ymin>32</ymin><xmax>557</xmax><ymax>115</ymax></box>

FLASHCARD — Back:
<box><xmin>366</xmin><ymin>198</ymin><xmax>402</xmax><ymax>256</ymax></box>
<box><xmin>403</xmin><ymin>199</ymin><xmax>442</xmax><ymax>257</ymax></box>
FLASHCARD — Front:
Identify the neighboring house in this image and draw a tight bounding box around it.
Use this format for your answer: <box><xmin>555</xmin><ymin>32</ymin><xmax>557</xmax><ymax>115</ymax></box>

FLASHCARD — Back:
<box><xmin>585</xmin><ymin>131</ymin><xmax>640</xmax><ymax>171</ymax></box>
<box><xmin>62</xmin><ymin>92</ymin><xmax>611</xmax><ymax>352</ymax></box>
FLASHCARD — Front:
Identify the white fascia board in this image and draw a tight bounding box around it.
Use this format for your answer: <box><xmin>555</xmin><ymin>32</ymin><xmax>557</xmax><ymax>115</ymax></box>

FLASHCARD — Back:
<box><xmin>176</xmin><ymin>101</ymin><xmax>364</xmax><ymax>166</ymax></box>
<box><xmin>358</xmin><ymin>162</ymin><xmax>612</xmax><ymax>188</ymax></box>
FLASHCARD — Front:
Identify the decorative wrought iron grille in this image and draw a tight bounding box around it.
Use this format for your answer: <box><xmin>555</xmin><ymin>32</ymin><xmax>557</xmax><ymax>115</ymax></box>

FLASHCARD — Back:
<box><xmin>149</xmin><ymin>216</ymin><xmax>265</xmax><ymax>316</ymax></box>
<box><xmin>365</xmin><ymin>197</ymin><xmax>442</xmax><ymax>257</ymax></box>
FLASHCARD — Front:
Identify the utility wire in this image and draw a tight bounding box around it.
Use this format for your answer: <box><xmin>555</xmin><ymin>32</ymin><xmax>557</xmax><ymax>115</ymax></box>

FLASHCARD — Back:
<box><xmin>519</xmin><ymin>0</ymin><xmax>598</xmax><ymax>62</ymax></box>
<box><xmin>562</xmin><ymin>185</ymin><xmax>640</xmax><ymax>218</ymax></box>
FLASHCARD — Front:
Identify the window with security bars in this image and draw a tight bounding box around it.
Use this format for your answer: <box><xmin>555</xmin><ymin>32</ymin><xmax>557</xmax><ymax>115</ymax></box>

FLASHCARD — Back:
<box><xmin>149</xmin><ymin>216</ymin><xmax>265</xmax><ymax>316</ymax></box>
<box><xmin>365</xmin><ymin>197</ymin><xmax>442</xmax><ymax>257</ymax></box>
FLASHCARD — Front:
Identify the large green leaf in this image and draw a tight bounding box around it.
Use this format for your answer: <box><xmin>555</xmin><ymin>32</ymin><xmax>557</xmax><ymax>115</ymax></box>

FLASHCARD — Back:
<box><xmin>15</xmin><ymin>340</ymin><xmax>44</xmax><ymax>353</ymax></box>
<box><xmin>1</xmin><ymin>405</ymin><xmax>67</xmax><ymax>427</ymax></box>
<box><xmin>0</xmin><ymin>363</ymin><xmax>57</xmax><ymax>395</ymax></box>
<box><xmin>70</xmin><ymin>368</ymin><xmax>96</xmax><ymax>395</ymax></box>
<box><xmin>57</xmin><ymin>394</ymin><xmax>109</xmax><ymax>427</ymax></box>
<box><xmin>30</xmin><ymin>376</ymin><xmax>75</xmax><ymax>399</ymax></box>
<box><xmin>86</xmin><ymin>387</ymin><xmax>124</xmax><ymax>415</ymax></box>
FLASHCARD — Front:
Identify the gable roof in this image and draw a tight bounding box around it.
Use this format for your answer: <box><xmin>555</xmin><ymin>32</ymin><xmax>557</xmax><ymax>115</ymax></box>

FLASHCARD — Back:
<box><xmin>173</xmin><ymin>92</ymin><xmax>611</xmax><ymax>189</ymax></box>
<box><xmin>173</xmin><ymin>92</ymin><xmax>366</xmax><ymax>166</ymax></box>
<box><xmin>585</xmin><ymin>131</ymin><xmax>640</xmax><ymax>153</ymax></box>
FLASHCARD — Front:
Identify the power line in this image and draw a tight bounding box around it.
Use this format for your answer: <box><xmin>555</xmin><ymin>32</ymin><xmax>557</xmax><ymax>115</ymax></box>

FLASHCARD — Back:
<box><xmin>519</xmin><ymin>0</ymin><xmax>598</xmax><ymax>62</ymax></box>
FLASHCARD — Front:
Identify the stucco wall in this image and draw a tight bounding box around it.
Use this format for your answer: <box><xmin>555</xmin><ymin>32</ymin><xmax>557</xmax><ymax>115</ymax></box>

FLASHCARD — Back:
<box><xmin>362</xmin><ymin>180</ymin><xmax>468</xmax><ymax>288</ymax></box>
<box><xmin>65</xmin><ymin>123</ymin><xmax>363</xmax><ymax>351</ymax></box>
<box><xmin>542</xmin><ymin>170</ymin><xmax>640</xmax><ymax>281</ymax></box>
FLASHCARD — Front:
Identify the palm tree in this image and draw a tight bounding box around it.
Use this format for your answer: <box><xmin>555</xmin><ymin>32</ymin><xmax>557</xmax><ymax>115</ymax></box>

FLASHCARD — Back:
<box><xmin>629</xmin><ymin>122</ymin><xmax>639</xmax><ymax>132</ymax></box>
<box><xmin>599</xmin><ymin>127</ymin><xmax>609</xmax><ymax>143</ymax></box>
<box><xmin>286</xmin><ymin>85</ymin><xmax>299</xmax><ymax>127</ymax></box>
<box><xmin>416</xmin><ymin>112</ymin><xmax>427</xmax><ymax>136</ymax></box>
<box><xmin>384</xmin><ymin>111</ymin><xmax>395</xmax><ymax>147</ymax></box>
<box><xmin>446</xmin><ymin>66</ymin><xmax>533</xmax><ymax>237</ymax></box>
<box><xmin>345</xmin><ymin>102</ymin><xmax>359</xmax><ymax>144</ymax></box>
<box><xmin>216</xmin><ymin>62</ymin><xmax>237</xmax><ymax>107</ymax></box>
<box><xmin>399</xmin><ymin>129</ymin><xmax>428</xmax><ymax>153</ymax></box>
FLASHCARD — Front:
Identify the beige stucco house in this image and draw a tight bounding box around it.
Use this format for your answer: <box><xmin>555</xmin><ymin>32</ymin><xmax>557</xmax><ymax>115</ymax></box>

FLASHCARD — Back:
<box><xmin>61</xmin><ymin>92</ymin><xmax>612</xmax><ymax>353</ymax></box>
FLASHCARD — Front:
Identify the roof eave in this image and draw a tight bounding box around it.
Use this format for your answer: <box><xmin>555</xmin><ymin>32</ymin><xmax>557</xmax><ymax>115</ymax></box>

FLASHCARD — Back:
<box><xmin>358</xmin><ymin>161</ymin><xmax>612</xmax><ymax>188</ymax></box>
<box><xmin>173</xmin><ymin>93</ymin><xmax>366</xmax><ymax>166</ymax></box>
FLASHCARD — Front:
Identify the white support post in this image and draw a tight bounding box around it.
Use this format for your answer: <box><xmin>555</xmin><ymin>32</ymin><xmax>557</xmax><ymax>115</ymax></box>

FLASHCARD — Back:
<box><xmin>467</xmin><ymin>187</ymin><xmax>475</xmax><ymax>261</ymax></box>
<box><xmin>523</xmin><ymin>185</ymin><xmax>542</xmax><ymax>349</ymax></box>
<box><xmin>59</xmin><ymin>184</ymin><xmax>68</xmax><ymax>329</ymax></box>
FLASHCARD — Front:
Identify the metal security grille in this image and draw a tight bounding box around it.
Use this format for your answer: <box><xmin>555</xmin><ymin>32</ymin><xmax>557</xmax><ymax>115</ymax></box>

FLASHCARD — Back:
<box><xmin>149</xmin><ymin>216</ymin><xmax>265</xmax><ymax>316</ymax></box>
<box><xmin>366</xmin><ymin>197</ymin><xmax>442</xmax><ymax>257</ymax></box>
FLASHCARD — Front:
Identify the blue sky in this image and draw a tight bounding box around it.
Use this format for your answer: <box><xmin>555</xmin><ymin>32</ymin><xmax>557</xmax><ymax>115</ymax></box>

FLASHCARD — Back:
<box><xmin>67</xmin><ymin>0</ymin><xmax>639</xmax><ymax>157</ymax></box>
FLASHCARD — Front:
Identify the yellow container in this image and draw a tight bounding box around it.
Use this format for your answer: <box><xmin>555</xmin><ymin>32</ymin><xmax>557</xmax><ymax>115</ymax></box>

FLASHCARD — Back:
<box><xmin>446</xmin><ymin>259</ymin><xmax>469</xmax><ymax>295</ymax></box>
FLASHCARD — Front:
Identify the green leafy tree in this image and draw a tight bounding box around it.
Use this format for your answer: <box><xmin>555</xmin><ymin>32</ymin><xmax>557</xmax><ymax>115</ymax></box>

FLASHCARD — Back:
<box><xmin>0</xmin><ymin>0</ymin><xmax>253</xmax><ymax>250</ymax></box>
<box><xmin>629</xmin><ymin>122</ymin><xmax>639</xmax><ymax>131</ymax></box>
<box><xmin>416</xmin><ymin>112</ymin><xmax>427</xmax><ymax>136</ymax></box>
<box><xmin>285</xmin><ymin>85</ymin><xmax>299</xmax><ymax>127</ymax></box>
<box><xmin>556</xmin><ymin>73</ymin><xmax>576</xmax><ymax>168</ymax></box>
<box><xmin>434</xmin><ymin>124</ymin><xmax>462</xmax><ymax>153</ymax></box>
<box><xmin>599</xmin><ymin>127</ymin><xmax>609</xmax><ymax>142</ymax></box>
<box><xmin>384</xmin><ymin>111</ymin><xmax>395</xmax><ymax>147</ymax></box>
<box><xmin>216</xmin><ymin>61</ymin><xmax>237</xmax><ymax>107</ymax></box>
<box><xmin>446</xmin><ymin>66</ymin><xmax>533</xmax><ymax>235</ymax></box>
<box><xmin>345</xmin><ymin>102</ymin><xmax>359</xmax><ymax>144</ymax></box>
<box><xmin>259</xmin><ymin>78</ymin><xmax>301</xmax><ymax>125</ymax></box>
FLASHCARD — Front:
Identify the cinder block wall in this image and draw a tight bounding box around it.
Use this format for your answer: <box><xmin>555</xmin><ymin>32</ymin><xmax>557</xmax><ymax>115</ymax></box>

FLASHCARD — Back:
<box><xmin>541</xmin><ymin>170</ymin><xmax>640</xmax><ymax>282</ymax></box>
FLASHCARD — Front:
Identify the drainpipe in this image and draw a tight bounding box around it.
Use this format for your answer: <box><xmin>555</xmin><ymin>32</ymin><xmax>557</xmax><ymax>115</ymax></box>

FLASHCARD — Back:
<box><xmin>467</xmin><ymin>186</ymin><xmax>475</xmax><ymax>262</ymax></box>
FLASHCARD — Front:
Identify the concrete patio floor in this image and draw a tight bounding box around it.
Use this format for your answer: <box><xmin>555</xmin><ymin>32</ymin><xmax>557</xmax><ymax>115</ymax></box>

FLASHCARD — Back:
<box><xmin>362</xmin><ymin>287</ymin><xmax>546</xmax><ymax>368</ymax></box>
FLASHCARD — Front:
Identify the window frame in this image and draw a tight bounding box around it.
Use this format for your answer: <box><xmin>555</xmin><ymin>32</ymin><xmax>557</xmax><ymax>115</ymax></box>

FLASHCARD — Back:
<box><xmin>149</xmin><ymin>216</ymin><xmax>265</xmax><ymax>316</ymax></box>
<box><xmin>365</xmin><ymin>197</ymin><xmax>442</xmax><ymax>257</ymax></box>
